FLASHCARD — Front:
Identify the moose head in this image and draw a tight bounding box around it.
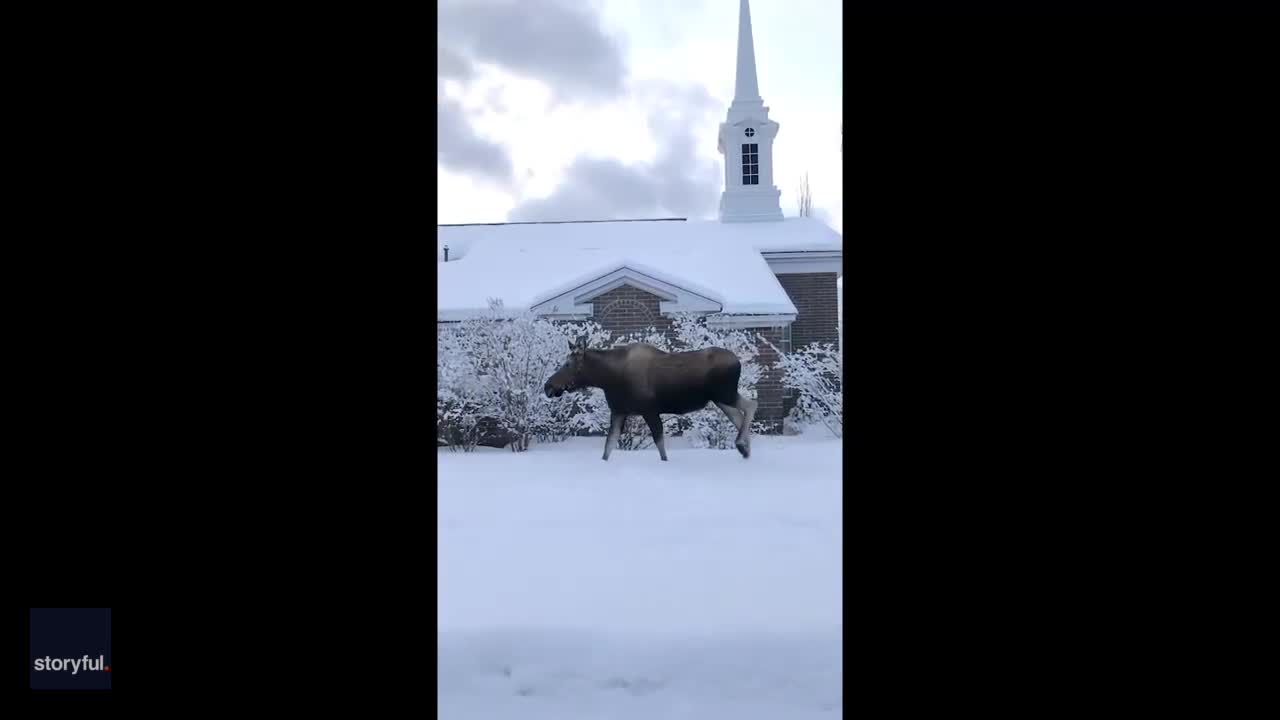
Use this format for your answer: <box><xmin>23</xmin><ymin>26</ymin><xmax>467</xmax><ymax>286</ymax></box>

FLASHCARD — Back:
<box><xmin>544</xmin><ymin>334</ymin><xmax>590</xmax><ymax>398</ymax></box>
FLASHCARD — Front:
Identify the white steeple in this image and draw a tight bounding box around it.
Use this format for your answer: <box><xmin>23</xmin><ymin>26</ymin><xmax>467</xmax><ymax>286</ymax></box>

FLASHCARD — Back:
<box><xmin>718</xmin><ymin>0</ymin><xmax>782</xmax><ymax>223</ymax></box>
<box><xmin>733</xmin><ymin>0</ymin><xmax>761</xmax><ymax>107</ymax></box>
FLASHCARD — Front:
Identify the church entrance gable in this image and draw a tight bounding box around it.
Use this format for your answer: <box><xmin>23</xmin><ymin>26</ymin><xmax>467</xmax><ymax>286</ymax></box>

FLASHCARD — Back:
<box><xmin>591</xmin><ymin>284</ymin><xmax>675</xmax><ymax>342</ymax></box>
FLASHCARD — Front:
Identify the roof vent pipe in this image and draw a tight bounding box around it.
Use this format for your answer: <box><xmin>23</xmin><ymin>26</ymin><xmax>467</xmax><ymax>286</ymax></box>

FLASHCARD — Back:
<box><xmin>443</xmin><ymin>244</ymin><xmax>449</xmax><ymax>262</ymax></box>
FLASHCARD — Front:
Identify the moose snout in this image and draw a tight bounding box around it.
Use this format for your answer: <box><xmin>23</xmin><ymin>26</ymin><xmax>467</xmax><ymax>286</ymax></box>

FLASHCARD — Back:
<box><xmin>544</xmin><ymin>382</ymin><xmax>558</xmax><ymax>398</ymax></box>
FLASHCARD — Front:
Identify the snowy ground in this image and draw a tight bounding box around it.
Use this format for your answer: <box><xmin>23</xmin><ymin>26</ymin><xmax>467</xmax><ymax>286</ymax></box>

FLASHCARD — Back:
<box><xmin>438</xmin><ymin>434</ymin><xmax>843</xmax><ymax>718</ymax></box>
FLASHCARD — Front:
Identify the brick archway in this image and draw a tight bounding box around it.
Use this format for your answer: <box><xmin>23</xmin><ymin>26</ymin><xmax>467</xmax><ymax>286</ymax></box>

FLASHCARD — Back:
<box><xmin>598</xmin><ymin>298</ymin><xmax>653</xmax><ymax>324</ymax></box>
<box><xmin>592</xmin><ymin>285</ymin><xmax>673</xmax><ymax>340</ymax></box>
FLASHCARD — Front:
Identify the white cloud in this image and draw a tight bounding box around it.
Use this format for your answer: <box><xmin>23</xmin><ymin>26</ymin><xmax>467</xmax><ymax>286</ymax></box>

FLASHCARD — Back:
<box><xmin>438</xmin><ymin>0</ymin><xmax>843</xmax><ymax>231</ymax></box>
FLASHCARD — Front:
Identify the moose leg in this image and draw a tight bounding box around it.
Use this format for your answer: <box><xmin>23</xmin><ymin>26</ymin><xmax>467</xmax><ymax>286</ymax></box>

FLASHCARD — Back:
<box><xmin>643</xmin><ymin>413</ymin><xmax>668</xmax><ymax>461</ymax></box>
<box><xmin>714</xmin><ymin>402</ymin><xmax>744</xmax><ymax>433</ymax></box>
<box><xmin>732</xmin><ymin>394</ymin><xmax>758</xmax><ymax>458</ymax></box>
<box><xmin>603</xmin><ymin>412</ymin><xmax>625</xmax><ymax>461</ymax></box>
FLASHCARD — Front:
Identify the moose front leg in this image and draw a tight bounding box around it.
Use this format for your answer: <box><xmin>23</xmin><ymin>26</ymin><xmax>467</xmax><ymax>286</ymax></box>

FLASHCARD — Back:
<box><xmin>603</xmin><ymin>412</ymin><xmax>626</xmax><ymax>461</ymax></box>
<box><xmin>642</xmin><ymin>413</ymin><xmax>668</xmax><ymax>461</ymax></box>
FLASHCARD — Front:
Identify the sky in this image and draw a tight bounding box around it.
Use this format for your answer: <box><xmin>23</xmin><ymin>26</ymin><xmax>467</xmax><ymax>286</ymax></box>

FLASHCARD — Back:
<box><xmin>437</xmin><ymin>0</ymin><xmax>843</xmax><ymax>234</ymax></box>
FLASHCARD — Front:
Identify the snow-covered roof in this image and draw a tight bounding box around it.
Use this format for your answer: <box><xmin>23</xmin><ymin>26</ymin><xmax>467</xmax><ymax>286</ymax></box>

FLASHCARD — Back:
<box><xmin>436</xmin><ymin>217</ymin><xmax>841</xmax><ymax>263</ymax></box>
<box><xmin>437</xmin><ymin>218</ymin><xmax>840</xmax><ymax>321</ymax></box>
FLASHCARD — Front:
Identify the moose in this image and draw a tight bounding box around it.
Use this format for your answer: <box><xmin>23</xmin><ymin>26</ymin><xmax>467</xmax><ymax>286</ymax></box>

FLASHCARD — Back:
<box><xmin>544</xmin><ymin>335</ymin><xmax>758</xmax><ymax>461</ymax></box>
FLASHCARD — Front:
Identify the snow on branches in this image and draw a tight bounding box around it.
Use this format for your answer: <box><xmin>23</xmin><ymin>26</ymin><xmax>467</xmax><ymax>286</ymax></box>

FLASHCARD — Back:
<box><xmin>437</xmin><ymin>300</ymin><xmax>610</xmax><ymax>451</ymax></box>
<box><xmin>765</xmin><ymin>338</ymin><xmax>843</xmax><ymax>438</ymax></box>
<box><xmin>436</xmin><ymin>304</ymin><xmax>821</xmax><ymax>451</ymax></box>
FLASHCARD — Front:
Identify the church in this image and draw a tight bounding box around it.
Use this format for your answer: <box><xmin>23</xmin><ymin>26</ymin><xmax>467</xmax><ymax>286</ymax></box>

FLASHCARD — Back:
<box><xmin>437</xmin><ymin>0</ymin><xmax>842</xmax><ymax>430</ymax></box>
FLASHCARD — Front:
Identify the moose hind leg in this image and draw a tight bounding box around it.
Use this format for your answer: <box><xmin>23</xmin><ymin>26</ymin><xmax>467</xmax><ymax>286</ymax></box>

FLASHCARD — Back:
<box><xmin>643</xmin><ymin>413</ymin><xmax>668</xmax><ymax>461</ymax></box>
<box><xmin>732</xmin><ymin>394</ymin><xmax>758</xmax><ymax>458</ymax></box>
<box><xmin>603</xmin><ymin>412</ymin><xmax>625</xmax><ymax>461</ymax></box>
<box><xmin>714</xmin><ymin>401</ymin><xmax>744</xmax><ymax>433</ymax></box>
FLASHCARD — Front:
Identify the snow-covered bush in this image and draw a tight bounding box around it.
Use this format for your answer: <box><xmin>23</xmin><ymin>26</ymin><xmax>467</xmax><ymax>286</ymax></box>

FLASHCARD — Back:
<box><xmin>437</xmin><ymin>300</ymin><xmax>611</xmax><ymax>451</ymax></box>
<box><xmin>765</xmin><ymin>338</ymin><xmax>842</xmax><ymax>439</ymax></box>
<box><xmin>437</xmin><ymin>304</ymin><xmax>798</xmax><ymax>451</ymax></box>
<box><xmin>438</xmin><ymin>326</ymin><xmax>488</xmax><ymax>452</ymax></box>
<box><xmin>536</xmin><ymin>322</ymin><xmax>613</xmax><ymax>443</ymax></box>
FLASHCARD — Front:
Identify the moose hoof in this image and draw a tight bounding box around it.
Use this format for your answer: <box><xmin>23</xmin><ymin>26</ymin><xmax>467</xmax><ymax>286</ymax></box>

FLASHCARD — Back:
<box><xmin>736</xmin><ymin>441</ymin><xmax>750</xmax><ymax>459</ymax></box>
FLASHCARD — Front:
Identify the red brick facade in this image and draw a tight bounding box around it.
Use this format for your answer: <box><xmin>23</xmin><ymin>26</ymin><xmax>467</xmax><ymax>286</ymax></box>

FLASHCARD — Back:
<box><xmin>776</xmin><ymin>272</ymin><xmax>840</xmax><ymax>420</ymax></box>
<box><xmin>591</xmin><ymin>285</ymin><xmax>674</xmax><ymax>341</ymax></box>
<box><xmin>752</xmin><ymin>325</ymin><xmax>786</xmax><ymax>431</ymax></box>
<box><xmin>778</xmin><ymin>273</ymin><xmax>839</xmax><ymax>349</ymax></box>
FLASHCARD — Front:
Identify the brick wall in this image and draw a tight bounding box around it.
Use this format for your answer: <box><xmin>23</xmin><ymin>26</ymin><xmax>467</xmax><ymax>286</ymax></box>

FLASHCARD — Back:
<box><xmin>751</xmin><ymin>325</ymin><xmax>785</xmax><ymax>431</ymax></box>
<box><xmin>778</xmin><ymin>273</ymin><xmax>839</xmax><ymax>349</ymax></box>
<box><xmin>591</xmin><ymin>285</ymin><xmax>675</xmax><ymax>342</ymax></box>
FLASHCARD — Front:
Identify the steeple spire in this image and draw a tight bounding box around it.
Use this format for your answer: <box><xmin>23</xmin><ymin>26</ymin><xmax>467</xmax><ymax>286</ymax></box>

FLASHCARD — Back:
<box><xmin>717</xmin><ymin>0</ymin><xmax>781</xmax><ymax>222</ymax></box>
<box><xmin>734</xmin><ymin>0</ymin><xmax>761</xmax><ymax>106</ymax></box>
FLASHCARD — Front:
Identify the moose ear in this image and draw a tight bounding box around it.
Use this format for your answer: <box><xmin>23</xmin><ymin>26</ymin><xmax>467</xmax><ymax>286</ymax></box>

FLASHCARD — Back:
<box><xmin>568</xmin><ymin>340</ymin><xmax>576</xmax><ymax>351</ymax></box>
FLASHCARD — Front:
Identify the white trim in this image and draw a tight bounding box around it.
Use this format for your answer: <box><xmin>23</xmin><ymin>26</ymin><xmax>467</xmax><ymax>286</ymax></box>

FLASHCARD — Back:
<box><xmin>761</xmin><ymin>250</ymin><xmax>842</xmax><ymax>259</ymax></box>
<box><xmin>530</xmin><ymin>266</ymin><xmax>723</xmax><ymax>317</ymax></box>
<box><xmin>762</xmin><ymin>250</ymin><xmax>842</xmax><ymax>276</ymax></box>
<box><xmin>539</xmin><ymin>309</ymin><xmax>594</xmax><ymax>321</ymax></box>
<box><xmin>578</xmin><ymin>277</ymin><xmax>675</xmax><ymax>303</ymax></box>
<box><xmin>705</xmin><ymin>313</ymin><xmax>796</xmax><ymax>329</ymax></box>
<box><xmin>659</xmin><ymin>300</ymin><xmax>722</xmax><ymax>314</ymax></box>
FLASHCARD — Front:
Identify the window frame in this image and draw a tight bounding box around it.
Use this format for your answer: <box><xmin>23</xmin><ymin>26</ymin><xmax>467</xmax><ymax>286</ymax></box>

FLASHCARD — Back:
<box><xmin>741</xmin><ymin>143</ymin><xmax>759</xmax><ymax>186</ymax></box>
